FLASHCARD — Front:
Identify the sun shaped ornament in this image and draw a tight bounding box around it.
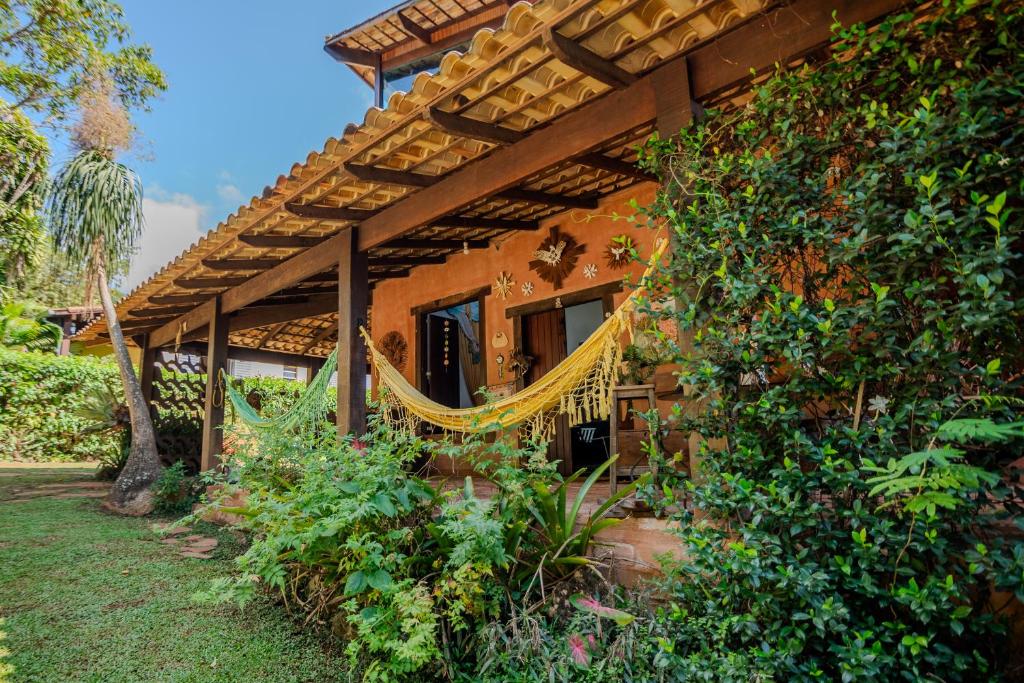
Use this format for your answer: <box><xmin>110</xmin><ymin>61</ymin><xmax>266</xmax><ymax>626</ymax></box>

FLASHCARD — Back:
<box><xmin>494</xmin><ymin>271</ymin><xmax>515</xmax><ymax>300</ymax></box>
<box><xmin>529</xmin><ymin>226</ymin><xmax>585</xmax><ymax>289</ymax></box>
<box><xmin>521</xmin><ymin>281</ymin><xmax>534</xmax><ymax>297</ymax></box>
<box><xmin>605</xmin><ymin>234</ymin><xmax>639</xmax><ymax>271</ymax></box>
<box><xmin>583</xmin><ymin>263</ymin><xmax>598</xmax><ymax>279</ymax></box>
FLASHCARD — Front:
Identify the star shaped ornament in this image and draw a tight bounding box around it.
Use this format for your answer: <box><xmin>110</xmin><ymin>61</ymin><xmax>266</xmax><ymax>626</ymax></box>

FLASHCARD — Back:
<box><xmin>521</xmin><ymin>281</ymin><xmax>534</xmax><ymax>297</ymax></box>
<box><xmin>495</xmin><ymin>271</ymin><xmax>515</xmax><ymax>300</ymax></box>
<box><xmin>583</xmin><ymin>263</ymin><xmax>598</xmax><ymax>279</ymax></box>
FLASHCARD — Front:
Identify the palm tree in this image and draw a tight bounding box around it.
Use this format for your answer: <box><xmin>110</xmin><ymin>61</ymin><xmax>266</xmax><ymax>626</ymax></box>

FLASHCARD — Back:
<box><xmin>0</xmin><ymin>300</ymin><xmax>62</xmax><ymax>351</ymax></box>
<box><xmin>47</xmin><ymin>149</ymin><xmax>162</xmax><ymax>514</ymax></box>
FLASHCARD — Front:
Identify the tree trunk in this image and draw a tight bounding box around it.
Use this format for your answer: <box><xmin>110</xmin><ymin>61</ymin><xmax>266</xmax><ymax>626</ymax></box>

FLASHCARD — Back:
<box><xmin>97</xmin><ymin>259</ymin><xmax>162</xmax><ymax>515</ymax></box>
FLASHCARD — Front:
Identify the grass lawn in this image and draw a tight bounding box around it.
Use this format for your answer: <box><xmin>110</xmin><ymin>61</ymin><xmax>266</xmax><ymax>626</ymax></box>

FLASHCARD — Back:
<box><xmin>0</xmin><ymin>465</ymin><xmax>344</xmax><ymax>682</ymax></box>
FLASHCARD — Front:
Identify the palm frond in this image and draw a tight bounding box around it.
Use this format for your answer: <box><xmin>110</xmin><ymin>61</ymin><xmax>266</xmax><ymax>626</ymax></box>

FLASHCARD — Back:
<box><xmin>46</xmin><ymin>150</ymin><xmax>144</xmax><ymax>268</ymax></box>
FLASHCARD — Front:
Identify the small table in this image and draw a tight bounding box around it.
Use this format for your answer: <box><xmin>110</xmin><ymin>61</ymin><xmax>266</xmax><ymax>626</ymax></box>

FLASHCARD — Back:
<box><xmin>608</xmin><ymin>384</ymin><xmax>658</xmax><ymax>495</ymax></box>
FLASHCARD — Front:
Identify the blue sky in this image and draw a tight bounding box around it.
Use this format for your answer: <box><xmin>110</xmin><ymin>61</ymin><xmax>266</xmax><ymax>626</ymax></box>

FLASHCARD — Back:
<box><xmin>89</xmin><ymin>1</ymin><xmax>399</xmax><ymax>289</ymax></box>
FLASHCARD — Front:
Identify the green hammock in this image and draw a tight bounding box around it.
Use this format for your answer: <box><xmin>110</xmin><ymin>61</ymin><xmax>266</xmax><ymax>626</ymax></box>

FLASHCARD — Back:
<box><xmin>222</xmin><ymin>347</ymin><xmax>339</xmax><ymax>432</ymax></box>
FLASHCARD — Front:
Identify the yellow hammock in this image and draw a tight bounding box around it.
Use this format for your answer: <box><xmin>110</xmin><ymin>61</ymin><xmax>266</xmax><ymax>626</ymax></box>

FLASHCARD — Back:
<box><xmin>362</xmin><ymin>238</ymin><xmax>667</xmax><ymax>439</ymax></box>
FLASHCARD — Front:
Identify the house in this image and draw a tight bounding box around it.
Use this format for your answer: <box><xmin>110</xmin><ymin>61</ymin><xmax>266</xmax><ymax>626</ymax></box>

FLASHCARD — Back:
<box><xmin>74</xmin><ymin>0</ymin><xmax>909</xmax><ymax>492</ymax></box>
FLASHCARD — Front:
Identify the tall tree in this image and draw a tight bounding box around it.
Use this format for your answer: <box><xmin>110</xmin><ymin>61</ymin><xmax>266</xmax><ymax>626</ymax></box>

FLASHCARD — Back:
<box><xmin>0</xmin><ymin>103</ymin><xmax>48</xmax><ymax>287</ymax></box>
<box><xmin>0</xmin><ymin>1</ymin><xmax>165</xmax><ymax>125</ymax></box>
<box><xmin>48</xmin><ymin>74</ymin><xmax>159</xmax><ymax>514</ymax></box>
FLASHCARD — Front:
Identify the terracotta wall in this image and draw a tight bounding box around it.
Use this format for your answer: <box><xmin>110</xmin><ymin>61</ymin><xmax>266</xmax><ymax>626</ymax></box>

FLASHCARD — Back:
<box><xmin>370</xmin><ymin>184</ymin><xmax>658</xmax><ymax>389</ymax></box>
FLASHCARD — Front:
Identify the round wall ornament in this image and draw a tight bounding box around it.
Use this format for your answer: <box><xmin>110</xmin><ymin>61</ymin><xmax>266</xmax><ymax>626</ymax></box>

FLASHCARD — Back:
<box><xmin>605</xmin><ymin>234</ymin><xmax>639</xmax><ymax>270</ymax></box>
<box><xmin>379</xmin><ymin>331</ymin><xmax>408</xmax><ymax>372</ymax></box>
<box><xmin>529</xmin><ymin>226</ymin><xmax>585</xmax><ymax>290</ymax></box>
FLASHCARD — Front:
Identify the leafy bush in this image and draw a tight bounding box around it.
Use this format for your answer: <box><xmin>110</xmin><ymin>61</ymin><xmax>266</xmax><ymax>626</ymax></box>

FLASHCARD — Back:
<box><xmin>0</xmin><ymin>348</ymin><xmax>122</xmax><ymax>461</ymax></box>
<box><xmin>635</xmin><ymin>2</ymin><xmax>1024</xmax><ymax>680</ymax></box>
<box><xmin>153</xmin><ymin>460</ymin><xmax>201</xmax><ymax>514</ymax></box>
<box><xmin>196</xmin><ymin>416</ymin><xmax>642</xmax><ymax>681</ymax></box>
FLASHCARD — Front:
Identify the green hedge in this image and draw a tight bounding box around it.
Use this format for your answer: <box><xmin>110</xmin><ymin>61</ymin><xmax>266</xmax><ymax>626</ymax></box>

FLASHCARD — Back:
<box><xmin>0</xmin><ymin>348</ymin><xmax>327</xmax><ymax>463</ymax></box>
<box><xmin>0</xmin><ymin>348</ymin><xmax>121</xmax><ymax>462</ymax></box>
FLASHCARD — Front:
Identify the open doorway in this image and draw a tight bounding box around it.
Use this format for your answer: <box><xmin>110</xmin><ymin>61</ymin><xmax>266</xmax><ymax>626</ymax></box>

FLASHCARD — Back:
<box><xmin>519</xmin><ymin>293</ymin><xmax>612</xmax><ymax>473</ymax></box>
<box><xmin>418</xmin><ymin>298</ymin><xmax>485</xmax><ymax>409</ymax></box>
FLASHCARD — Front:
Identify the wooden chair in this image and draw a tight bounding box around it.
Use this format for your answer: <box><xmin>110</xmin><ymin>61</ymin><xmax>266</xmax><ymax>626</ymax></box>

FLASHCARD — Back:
<box><xmin>608</xmin><ymin>384</ymin><xmax>658</xmax><ymax>495</ymax></box>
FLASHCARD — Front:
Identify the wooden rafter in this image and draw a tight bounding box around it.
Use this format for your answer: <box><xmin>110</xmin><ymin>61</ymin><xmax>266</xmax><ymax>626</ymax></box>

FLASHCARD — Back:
<box><xmin>283</xmin><ymin>202</ymin><xmax>378</xmax><ymax>221</ymax></box>
<box><xmin>299</xmin><ymin>322</ymin><xmax>337</xmax><ymax>355</ymax></box>
<box><xmin>430</xmin><ymin>216</ymin><xmax>538</xmax><ymax>230</ymax></box>
<box><xmin>426</xmin><ymin>106</ymin><xmax>525</xmax><ymax>144</ymax></box>
<box><xmin>237</xmin><ymin>234</ymin><xmax>329</xmax><ymax>248</ymax></box>
<box><xmin>368</xmin><ymin>255</ymin><xmax>447</xmax><ymax>267</ymax></box>
<box><xmin>543</xmin><ymin>27</ymin><xmax>635</xmax><ymax>89</ymax></box>
<box><xmin>386</xmin><ymin>238</ymin><xmax>489</xmax><ymax>250</ymax></box>
<box><xmin>397</xmin><ymin>11</ymin><xmax>432</xmax><ymax>43</ymax></box>
<box><xmin>574</xmin><ymin>153</ymin><xmax>654</xmax><ymax>181</ymax></box>
<box><xmin>499</xmin><ymin>188</ymin><xmax>598</xmax><ymax>209</ymax></box>
<box><xmin>201</xmin><ymin>258</ymin><xmax>284</xmax><ymax>271</ymax></box>
<box><xmin>345</xmin><ymin>162</ymin><xmax>436</xmax><ymax>187</ymax></box>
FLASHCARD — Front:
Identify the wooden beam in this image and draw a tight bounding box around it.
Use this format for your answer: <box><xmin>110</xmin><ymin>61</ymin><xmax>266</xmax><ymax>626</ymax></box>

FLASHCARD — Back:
<box><xmin>284</xmin><ymin>202</ymin><xmax>378</xmax><ymax>221</ymax></box>
<box><xmin>201</xmin><ymin>258</ymin><xmax>284</xmax><ymax>271</ymax></box>
<box><xmin>237</xmin><ymin>234</ymin><xmax>329</xmax><ymax>248</ymax></box>
<box><xmin>397</xmin><ymin>11</ymin><xmax>433</xmax><ymax>43</ymax></box>
<box><xmin>138</xmin><ymin>333</ymin><xmax>156</xmax><ymax>408</ymax></box>
<box><xmin>355</xmin><ymin>58</ymin><xmax>687</xmax><ymax>250</ymax></box>
<box><xmin>499</xmin><ymin>188</ymin><xmax>598</xmax><ymax>209</ymax></box>
<box><xmin>368</xmin><ymin>255</ymin><xmax>447</xmax><ymax>267</ymax></box>
<box><xmin>119</xmin><ymin>316</ymin><xmax>178</xmax><ymax>331</ymax></box>
<box><xmin>228</xmin><ymin>345</ymin><xmax>316</xmax><ymax>365</ymax></box>
<box><xmin>574</xmin><ymin>153</ymin><xmax>655</xmax><ymax>181</ymax></box>
<box><xmin>149</xmin><ymin>0</ymin><xmax>907</xmax><ymax>348</ymax></box>
<box><xmin>544</xmin><ymin>27</ymin><xmax>636</xmax><ymax>89</ymax></box>
<box><xmin>200</xmin><ymin>297</ymin><xmax>228</xmax><ymax>472</ymax></box>
<box><xmin>129</xmin><ymin>305</ymin><xmax>195</xmax><ymax>318</ymax></box>
<box><xmin>426</xmin><ymin>106</ymin><xmax>525</xmax><ymax>145</ymax></box>
<box><xmin>257</xmin><ymin>321</ymin><xmax>288</xmax><ymax>350</ymax></box>
<box><xmin>174</xmin><ymin>276</ymin><xmax>248</xmax><ymax>290</ymax></box>
<box><xmin>345</xmin><ymin>162</ymin><xmax>437</xmax><ymax>188</ymax></box>
<box><xmin>386</xmin><ymin>238</ymin><xmax>489</xmax><ymax>250</ymax></box>
<box><xmin>176</xmin><ymin>294</ymin><xmax>339</xmax><ymax>344</ymax></box>
<box><xmin>337</xmin><ymin>228</ymin><xmax>369</xmax><ymax>435</ymax></box>
<box><xmin>299</xmin><ymin>322</ymin><xmax>337</xmax><ymax>356</ymax></box>
<box><xmin>506</xmin><ymin>281</ymin><xmax>623</xmax><ymax>318</ymax></box>
<box><xmin>147</xmin><ymin>293</ymin><xmax>211</xmax><ymax>306</ymax></box>
<box><xmin>428</xmin><ymin>216</ymin><xmax>539</xmax><ymax>231</ymax></box>
<box><xmin>324</xmin><ymin>42</ymin><xmax>377</xmax><ymax>67</ymax></box>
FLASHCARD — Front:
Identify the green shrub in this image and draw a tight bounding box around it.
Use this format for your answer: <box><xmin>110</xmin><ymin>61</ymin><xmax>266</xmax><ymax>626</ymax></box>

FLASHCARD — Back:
<box><xmin>153</xmin><ymin>460</ymin><xmax>201</xmax><ymax>514</ymax></box>
<box><xmin>635</xmin><ymin>2</ymin><xmax>1024</xmax><ymax>680</ymax></box>
<box><xmin>0</xmin><ymin>348</ymin><xmax>122</xmax><ymax>462</ymax></box>
<box><xmin>196</xmin><ymin>415</ymin><xmax>641</xmax><ymax>681</ymax></box>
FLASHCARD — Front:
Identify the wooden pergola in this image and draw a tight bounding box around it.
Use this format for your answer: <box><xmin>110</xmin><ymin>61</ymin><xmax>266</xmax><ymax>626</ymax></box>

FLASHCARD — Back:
<box><xmin>75</xmin><ymin>0</ymin><xmax>907</xmax><ymax>471</ymax></box>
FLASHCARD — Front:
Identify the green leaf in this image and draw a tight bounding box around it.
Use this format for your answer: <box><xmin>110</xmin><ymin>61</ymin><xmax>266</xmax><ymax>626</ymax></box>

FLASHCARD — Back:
<box><xmin>371</xmin><ymin>493</ymin><xmax>397</xmax><ymax>517</ymax></box>
<box><xmin>344</xmin><ymin>571</ymin><xmax>368</xmax><ymax>596</ymax></box>
<box><xmin>366</xmin><ymin>569</ymin><xmax>393</xmax><ymax>591</ymax></box>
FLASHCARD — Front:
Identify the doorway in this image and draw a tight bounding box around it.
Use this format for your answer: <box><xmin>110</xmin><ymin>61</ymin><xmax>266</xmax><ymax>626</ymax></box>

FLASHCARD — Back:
<box><xmin>520</xmin><ymin>298</ymin><xmax>609</xmax><ymax>473</ymax></box>
<box><xmin>419</xmin><ymin>299</ymin><xmax>485</xmax><ymax>410</ymax></box>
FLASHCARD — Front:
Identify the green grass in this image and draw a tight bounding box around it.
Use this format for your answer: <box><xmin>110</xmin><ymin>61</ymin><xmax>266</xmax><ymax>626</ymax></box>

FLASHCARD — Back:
<box><xmin>0</xmin><ymin>465</ymin><xmax>344</xmax><ymax>682</ymax></box>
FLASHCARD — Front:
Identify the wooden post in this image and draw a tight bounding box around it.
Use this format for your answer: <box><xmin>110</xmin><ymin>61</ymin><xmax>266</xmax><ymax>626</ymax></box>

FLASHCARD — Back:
<box><xmin>373</xmin><ymin>52</ymin><xmax>384</xmax><ymax>109</ymax></box>
<box><xmin>337</xmin><ymin>228</ymin><xmax>369</xmax><ymax>436</ymax></box>
<box><xmin>307</xmin><ymin>357</ymin><xmax>325</xmax><ymax>386</ymax></box>
<box><xmin>201</xmin><ymin>297</ymin><xmax>229</xmax><ymax>471</ymax></box>
<box><xmin>138</xmin><ymin>333</ymin><xmax>157</xmax><ymax>410</ymax></box>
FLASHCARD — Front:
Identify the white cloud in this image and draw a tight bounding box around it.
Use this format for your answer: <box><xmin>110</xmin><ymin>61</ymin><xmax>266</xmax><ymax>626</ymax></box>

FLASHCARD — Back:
<box><xmin>216</xmin><ymin>182</ymin><xmax>244</xmax><ymax>204</ymax></box>
<box><xmin>125</xmin><ymin>188</ymin><xmax>208</xmax><ymax>291</ymax></box>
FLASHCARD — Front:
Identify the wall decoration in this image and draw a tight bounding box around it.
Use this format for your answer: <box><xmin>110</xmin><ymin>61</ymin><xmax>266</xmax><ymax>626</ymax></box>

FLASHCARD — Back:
<box><xmin>605</xmin><ymin>234</ymin><xmax>639</xmax><ymax>270</ymax></box>
<box><xmin>583</xmin><ymin>263</ymin><xmax>598</xmax><ymax>279</ymax></box>
<box><xmin>494</xmin><ymin>271</ymin><xmax>515</xmax><ymax>300</ymax></box>
<box><xmin>508</xmin><ymin>347</ymin><xmax>533</xmax><ymax>381</ymax></box>
<box><xmin>379</xmin><ymin>331</ymin><xmax>408</xmax><ymax>372</ymax></box>
<box><xmin>495</xmin><ymin>353</ymin><xmax>505</xmax><ymax>380</ymax></box>
<box><xmin>521</xmin><ymin>281</ymin><xmax>534</xmax><ymax>297</ymax></box>
<box><xmin>443</xmin><ymin>319</ymin><xmax>451</xmax><ymax>370</ymax></box>
<box><xmin>554</xmin><ymin>297</ymin><xmax>563</xmax><ymax>309</ymax></box>
<box><xmin>529</xmin><ymin>226</ymin><xmax>585</xmax><ymax>289</ymax></box>
<box><xmin>491</xmin><ymin>331</ymin><xmax>509</xmax><ymax>349</ymax></box>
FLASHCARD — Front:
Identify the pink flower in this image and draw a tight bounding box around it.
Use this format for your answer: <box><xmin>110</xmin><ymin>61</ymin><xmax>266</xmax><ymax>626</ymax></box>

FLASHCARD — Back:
<box><xmin>352</xmin><ymin>439</ymin><xmax>367</xmax><ymax>455</ymax></box>
<box><xmin>568</xmin><ymin>634</ymin><xmax>591</xmax><ymax>667</ymax></box>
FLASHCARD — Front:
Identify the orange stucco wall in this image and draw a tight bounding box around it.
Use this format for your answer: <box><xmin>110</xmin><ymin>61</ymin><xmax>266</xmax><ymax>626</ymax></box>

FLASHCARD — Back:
<box><xmin>369</xmin><ymin>184</ymin><xmax>658</xmax><ymax>390</ymax></box>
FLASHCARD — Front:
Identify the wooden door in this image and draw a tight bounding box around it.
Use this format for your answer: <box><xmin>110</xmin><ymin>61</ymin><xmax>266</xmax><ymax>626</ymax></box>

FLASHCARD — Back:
<box><xmin>521</xmin><ymin>308</ymin><xmax>572</xmax><ymax>473</ymax></box>
<box><xmin>425</xmin><ymin>314</ymin><xmax>460</xmax><ymax>408</ymax></box>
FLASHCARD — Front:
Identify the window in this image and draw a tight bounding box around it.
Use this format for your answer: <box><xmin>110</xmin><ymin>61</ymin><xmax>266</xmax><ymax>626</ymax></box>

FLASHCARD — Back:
<box><xmin>282</xmin><ymin>365</ymin><xmax>298</xmax><ymax>381</ymax></box>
